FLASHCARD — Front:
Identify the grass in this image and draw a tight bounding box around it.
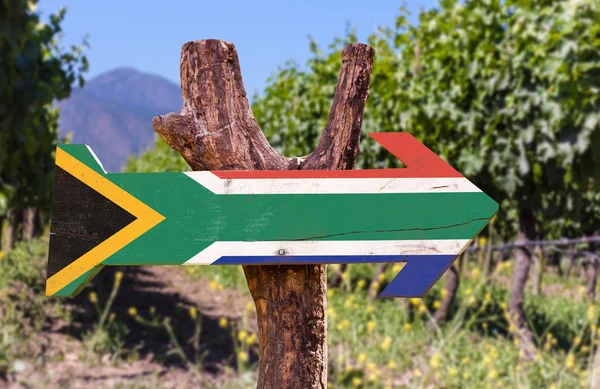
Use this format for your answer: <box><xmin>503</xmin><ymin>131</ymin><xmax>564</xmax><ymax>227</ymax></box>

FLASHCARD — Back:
<box><xmin>184</xmin><ymin>260</ymin><xmax>598</xmax><ymax>389</ymax></box>
<box><xmin>1</xmin><ymin>238</ymin><xmax>598</xmax><ymax>388</ymax></box>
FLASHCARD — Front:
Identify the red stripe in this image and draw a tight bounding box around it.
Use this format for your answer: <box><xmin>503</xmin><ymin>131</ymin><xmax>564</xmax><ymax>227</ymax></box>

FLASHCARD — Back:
<box><xmin>213</xmin><ymin>132</ymin><xmax>462</xmax><ymax>179</ymax></box>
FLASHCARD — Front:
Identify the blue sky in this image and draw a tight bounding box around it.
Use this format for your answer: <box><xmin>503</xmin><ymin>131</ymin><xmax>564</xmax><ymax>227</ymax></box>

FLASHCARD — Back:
<box><xmin>40</xmin><ymin>0</ymin><xmax>436</xmax><ymax>96</ymax></box>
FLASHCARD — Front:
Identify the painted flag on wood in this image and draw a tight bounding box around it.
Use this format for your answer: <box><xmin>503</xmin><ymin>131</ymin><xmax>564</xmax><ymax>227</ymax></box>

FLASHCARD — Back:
<box><xmin>46</xmin><ymin>132</ymin><xmax>498</xmax><ymax>298</ymax></box>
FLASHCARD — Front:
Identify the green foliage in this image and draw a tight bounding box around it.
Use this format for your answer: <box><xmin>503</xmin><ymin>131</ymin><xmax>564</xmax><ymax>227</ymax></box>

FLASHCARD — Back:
<box><xmin>0</xmin><ymin>0</ymin><xmax>88</xmax><ymax>214</ymax></box>
<box><xmin>252</xmin><ymin>0</ymin><xmax>600</xmax><ymax>239</ymax></box>
<box><xmin>0</xmin><ymin>238</ymin><xmax>46</xmax><ymax>291</ymax></box>
<box><xmin>124</xmin><ymin>135</ymin><xmax>189</xmax><ymax>173</ymax></box>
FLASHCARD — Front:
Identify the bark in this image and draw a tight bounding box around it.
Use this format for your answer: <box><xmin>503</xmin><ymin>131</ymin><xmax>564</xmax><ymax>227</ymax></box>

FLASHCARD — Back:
<box><xmin>588</xmin><ymin>242</ymin><xmax>598</xmax><ymax>302</ymax></box>
<box><xmin>22</xmin><ymin>208</ymin><xmax>41</xmax><ymax>241</ymax></box>
<box><xmin>592</xmin><ymin>342</ymin><xmax>600</xmax><ymax>389</ymax></box>
<box><xmin>433</xmin><ymin>265</ymin><xmax>460</xmax><ymax>325</ymax></box>
<box><xmin>153</xmin><ymin>39</ymin><xmax>374</xmax><ymax>389</ymax></box>
<box><xmin>532</xmin><ymin>246</ymin><xmax>544</xmax><ymax>296</ymax></box>
<box><xmin>5</xmin><ymin>207</ymin><xmax>23</xmax><ymax>250</ymax></box>
<box><xmin>329</xmin><ymin>263</ymin><xmax>347</xmax><ymax>288</ymax></box>
<box><xmin>508</xmin><ymin>205</ymin><xmax>537</xmax><ymax>360</ymax></box>
<box><xmin>565</xmin><ymin>245</ymin><xmax>576</xmax><ymax>280</ymax></box>
<box><xmin>0</xmin><ymin>216</ymin><xmax>4</xmax><ymax>251</ymax></box>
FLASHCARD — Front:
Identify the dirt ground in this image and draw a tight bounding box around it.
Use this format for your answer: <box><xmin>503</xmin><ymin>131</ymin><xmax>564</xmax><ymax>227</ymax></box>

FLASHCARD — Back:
<box><xmin>2</xmin><ymin>266</ymin><xmax>257</xmax><ymax>389</ymax></box>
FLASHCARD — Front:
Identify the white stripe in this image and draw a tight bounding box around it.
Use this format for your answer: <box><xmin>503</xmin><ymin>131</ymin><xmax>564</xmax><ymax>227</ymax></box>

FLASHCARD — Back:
<box><xmin>183</xmin><ymin>239</ymin><xmax>470</xmax><ymax>264</ymax></box>
<box><xmin>86</xmin><ymin>145</ymin><xmax>107</xmax><ymax>174</ymax></box>
<box><xmin>184</xmin><ymin>172</ymin><xmax>481</xmax><ymax>194</ymax></box>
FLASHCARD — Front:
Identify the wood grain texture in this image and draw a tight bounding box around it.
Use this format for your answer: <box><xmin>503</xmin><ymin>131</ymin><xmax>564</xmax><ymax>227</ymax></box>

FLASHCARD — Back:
<box><xmin>48</xmin><ymin>166</ymin><xmax>136</xmax><ymax>278</ymax></box>
<box><xmin>152</xmin><ymin>39</ymin><xmax>374</xmax><ymax>389</ymax></box>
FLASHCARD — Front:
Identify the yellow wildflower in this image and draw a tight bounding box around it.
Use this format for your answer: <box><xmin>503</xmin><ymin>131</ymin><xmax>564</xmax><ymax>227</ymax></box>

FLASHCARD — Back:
<box><xmin>246</xmin><ymin>333</ymin><xmax>257</xmax><ymax>345</ymax></box>
<box><xmin>246</xmin><ymin>301</ymin><xmax>254</xmax><ymax>311</ymax></box>
<box><xmin>463</xmin><ymin>372</ymin><xmax>470</xmax><ymax>380</ymax></box>
<box><xmin>465</xmin><ymin>288</ymin><xmax>473</xmax><ymax>296</ymax></box>
<box><xmin>366</xmin><ymin>321</ymin><xmax>376</xmax><ymax>333</ymax></box>
<box><xmin>327</xmin><ymin>288</ymin><xmax>335</xmax><ymax>297</ymax></box>
<box><xmin>582</xmin><ymin>345</ymin><xmax>590</xmax><ymax>353</ymax></box>
<box><xmin>381</xmin><ymin>336</ymin><xmax>392</xmax><ymax>351</ymax></box>
<box><xmin>430</xmin><ymin>352</ymin><xmax>441</xmax><ymax>369</ymax></box>
<box><xmin>487</xmin><ymin>369</ymin><xmax>499</xmax><ymax>379</ymax></box>
<box><xmin>403</xmin><ymin>322</ymin><xmax>411</xmax><ymax>331</ymax></box>
<box><xmin>392</xmin><ymin>263</ymin><xmax>404</xmax><ymax>273</ymax></box>
<box><xmin>88</xmin><ymin>292</ymin><xmax>98</xmax><ymax>304</ymax></box>
<box><xmin>366</xmin><ymin>362</ymin><xmax>377</xmax><ymax>372</ymax></box>
<box><xmin>461</xmin><ymin>357</ymin><xmax>469</xmax><ymax>365</ymax></box>
<box><xmin>447</xmin><ymin>367</ymin><xmax>458</xmax><ymax>376</ymax></box>
<box><xmin>327</xmin><ymin>308</ymin><xmax>337</xmax><ymax>319</ymax></box>
<box><xmin>418</xmin><ymin>304</ymin><xmax>427</xmax><ymax>313</ymax></box>
<box><xmin>336</xmin><ymin>320</ymin><xmax>350</xmax><ymax>331</ymax></box>
<box><xmin>433</xmin><ymin>300</ymin><xmax>441</xmax><ymax>310</ymax></box>
<box><xmin>237</xmin><ymin>351</ymin><xmax>249</xmax><ymax>363</ymax></box>
<box><xmin>588</xmin><ymin>305</ymin><xmax>596</xmax><ymax>321</ymax></box>
<box><xmin>366</xmin><ymin>304</ymin><xmax>374</xmax><ymax>314</ymax></box>
<box><xmin>378</xmin><ymin>273</ymin><xmax>387</xmax><ymax>282</ymax></box>
<box><xmin>218</xmin><ymin>317</ymin><xmax>228</xmax><ymax>328</ymax></box>
<box><xmin>128</xmin><ymin>307</ymin><xmax>137</xmax><ymax>317</ymax></box>
<box><xmin>209</xmin><ymin>280</ymin><xmax>219</xmax><ymax>290</ymax></box>
<box><xmin>566</xmin><ymin>353</ymin><xmax>575</xmax><ymax>369</ymax></box>
<box><xmin>115</xmin><ymin>271</ymin><xmax>124</xmax><ymax>283</ymax></box>
<box><xmin>409</xmin><ymin>298</ymin><xmax>421</xmax><ymax>307</ymax></box>
<box><xmin>108</xmin><ymin>312</ymin><xmax>116</xmax><ymax>324</ymax></box>
<box><xmin>357</xmin><ymin>279</ymin><xmax>367</xmax><ymax>290</ymax></box>
<box><xmin>357</xmin><ymin>353</ymin><xmax>367</xmax><ymax>365</ymax></box>
<box><xmin>472</xmin><ymin>268</ymin><xmax>481</xmax><ymax>280</ymax></box>
<box><xmin>440</xmin><ymin>289</ymin><xmax>448</xmax><ymax>298</ymax></box>
<box><xmin>237</xmin><ymin>330</ymin><xmax>248</xmax><ymax>342</ymax></box>
<box><xmin>189</xmin><ymin>306</ymin><xmax>198</xmax><ymax>320</ymax></box>
<box><xmin>478</xmin><ymin>237</ymin><xmax>487</xmax><ymax>247</ymax></box>
<box><xmin>371</xmin><ymin>282</ymin><xmax>380</xmax><ymax>293</ymax></box>
<box><xmin>574</xmin><ymin>336</ymin><xmax>582</xmax><ymax>346</ymax></box>
<box><xmin>413</xmin><ymin>368</ymin><xmax>422</xmax><ymax>377</ymax></box>
<box><xmin>351</xmin><ymin>377</ymin><xmax>362</xmax><ymax>387</ymax></box>
<box><xmin>482</xmin><ymin>355</ymin><xmax>492</xmax><ymax>367</ymax></box>
<box><xmin>387</xmin><ymin>360</ymin><xmax>397</xmax><ymax>369</ymax></box>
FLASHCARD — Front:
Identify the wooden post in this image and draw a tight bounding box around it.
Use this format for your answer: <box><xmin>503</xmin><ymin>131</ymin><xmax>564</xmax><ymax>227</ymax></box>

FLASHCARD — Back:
<box><xmin>153</xmin><ymin>39</ymin><xmax>374</xmax><ymax>388</ymax></box>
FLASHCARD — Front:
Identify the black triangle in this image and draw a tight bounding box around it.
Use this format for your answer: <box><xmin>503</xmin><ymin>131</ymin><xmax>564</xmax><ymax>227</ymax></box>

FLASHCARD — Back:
<box><xmin>47</xmin><ymin>166</ymin><xmax>137</xmax><ymax>278</ymax></box>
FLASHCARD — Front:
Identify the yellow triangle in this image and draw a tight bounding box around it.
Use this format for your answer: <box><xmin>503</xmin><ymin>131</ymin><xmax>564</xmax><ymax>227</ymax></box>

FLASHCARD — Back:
<box><xmin>46</xmin><ymin>148</ymin><xmax>165</xmax><ymax>296</ymax></box>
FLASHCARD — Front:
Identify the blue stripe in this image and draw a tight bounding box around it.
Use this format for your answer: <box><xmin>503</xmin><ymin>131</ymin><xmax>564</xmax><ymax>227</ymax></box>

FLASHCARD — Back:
<box><xmin>213</xmin><ymin>254</ymin><xmax>456</xmax><ymax>298</ymax></box>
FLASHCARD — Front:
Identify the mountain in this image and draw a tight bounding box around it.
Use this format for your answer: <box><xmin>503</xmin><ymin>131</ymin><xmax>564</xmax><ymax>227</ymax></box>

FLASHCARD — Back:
<box><xmin>58</xmin><ymin>67</ymin><xmax>182</xmax><ymax>172</ymax></box>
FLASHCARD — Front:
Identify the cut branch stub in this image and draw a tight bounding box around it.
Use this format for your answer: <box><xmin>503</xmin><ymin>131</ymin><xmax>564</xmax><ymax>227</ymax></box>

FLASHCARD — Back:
<box><xmin>152</xmin><ymin>39</ymin><xmax>374</xmax><ymax>389</ymax></box>
<box><xmin>152</xmin><ymin>39</ymin><xmax>288</xmax><ymax>171</ymax></box>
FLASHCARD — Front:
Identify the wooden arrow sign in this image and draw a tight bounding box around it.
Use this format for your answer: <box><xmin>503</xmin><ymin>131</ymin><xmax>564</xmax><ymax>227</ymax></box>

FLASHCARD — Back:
<box><xmin>46</xmin><ymin>132</ymin><xmax>498</xmax><ymax>298</ymax></box>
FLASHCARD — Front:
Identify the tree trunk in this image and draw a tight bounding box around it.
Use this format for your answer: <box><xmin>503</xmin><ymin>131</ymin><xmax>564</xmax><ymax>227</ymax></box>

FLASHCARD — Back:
<box><xmin>0</xmin><ymin>216</ymin><xmax>4</xmax><ymax>251</ymax></box>
<box><xmin>508</xmin><ymin>205</ymin><xmax>537</xmax><ymax>360</ymax></box>
<box><xmin>591</xmin><ymin>341</ymin><xmax>600</xmax><ymax>389</ymax></box>
<box><xmin>532</xmin><ymin>246</ymin><xmax>544</xmax><ymax>296</ymax></box>
<box><xmin>565</xmin><ymin>245</ymin><xmax>576</xmax><ymax>280</ymax></box>
<box><xmin>329</xmin><ymin>263</ymin><xmax>347</xmax><ymax>288</ymax></box>
<box><xmin>5</xmin><ymin>207</ymin><xmax>23</xmax><ymax>250</ymax></box>
<box><xmin>433</xmin><ymin>264</ymin><xmax>460</xmax><ymax>325</ymax></box>
<box><xmin>22</xmin><ymin>207</ymin><xmax>40</xmax><ymax>241</ymax></box>
<box><xmin>152</xmin><ymin>39</ymin><xmax>374</xmax><ymax>388</ymax></box>
<box><xmin>588</xmin><ymin>242</ymin><xmax>598</xmax><ymax>302</ymax></box>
